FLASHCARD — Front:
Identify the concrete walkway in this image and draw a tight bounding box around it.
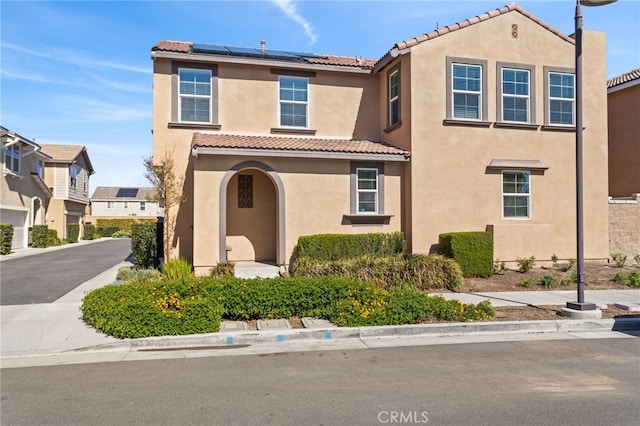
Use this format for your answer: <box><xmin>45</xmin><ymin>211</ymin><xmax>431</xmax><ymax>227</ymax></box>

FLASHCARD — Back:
<box><xmin>1</xmin><ymin>244</ymin><xmax>638</xmax><ymax>368</ymax></box>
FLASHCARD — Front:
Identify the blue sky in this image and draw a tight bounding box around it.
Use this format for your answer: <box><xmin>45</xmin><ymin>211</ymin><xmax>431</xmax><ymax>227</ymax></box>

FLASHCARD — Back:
<box><xmin>2</xmin><ymin>0</ymin><xmax>638</xmax><ymax>192</ymax></box>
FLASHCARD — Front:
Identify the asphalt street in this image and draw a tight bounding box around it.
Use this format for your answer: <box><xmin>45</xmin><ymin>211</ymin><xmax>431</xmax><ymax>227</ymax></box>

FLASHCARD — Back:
<box><xmin>0</xmin><ymin>238</ymin><xmax>131</xmax><ymax>305</ymax></box>
<box><xmin>1</xmin><ymin>338</ymin><xmax>638</xmax><ymax>426</ymax></box>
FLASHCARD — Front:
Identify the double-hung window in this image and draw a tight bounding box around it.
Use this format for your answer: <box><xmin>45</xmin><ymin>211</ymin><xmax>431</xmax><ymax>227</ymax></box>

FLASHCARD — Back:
<box><xmin>501</xmin><ymin>68</ymin><xmax>530</xmax><ymax>123</ymax></box>
<box><xmin>123</xmin><ymin>201</ymin><xmax>128</xmax><ymax>209</ymax></box>
<box><xmin>502</xmin><ymin>171</ymin><xmax>530</xmax><ymax>219</ymax></box>
<box><xmin>4</xmin><ymin>144</ymin><xmax>20</xmax><ymax>173</ymax></box>
<box><xmin>548</xmin><ymin>72</ymin><xmax>575</xmax><ymax>126</ymax></box>
<box><xmin>356</xmin><ymin>168</ymin><xmax>378</xmax><ymax>214</ymax></box>
<box><xmin>388</xmin><ymin>66</ymin><xmax>400</xmax><ymax>127</ymax></box>
<box><xmin>179</xmin><ymin>68</ymin><xmax>211</xmax><ymax>123</ymax></box>
<box><xmin>452</xmin><ymin>63</ymin><xmax>482</xmax><ymax>120</ymax></box>
<box><xmin>69</xmin><ymin>165</ymin><xmax>80</xmax><ymax>188</ymax></box>
<box><xmin>107</xmin><ymin>201</ymin><xmax>115</xmax><ymax>209</ymax></box>
<box><xmin>140</xmin><ymin>201</ymin><xmax>146</xmax><ymax>211</ymax></box>
<box><xmin>279</xmin><ymin>76</ymin><xmax>308</xmax><ymax>127</ymax></box>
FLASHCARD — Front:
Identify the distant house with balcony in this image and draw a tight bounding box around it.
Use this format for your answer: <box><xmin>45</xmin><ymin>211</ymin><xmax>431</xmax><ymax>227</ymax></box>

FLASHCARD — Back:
<box><xmin>1</xmin><ymin>126</ymin><xmax>53</xmax><ymax>249</ymax></box>
<box><xmin>39</xmin><ymin>144</ymin><xmax>94</xmax><ymax>240</ymax></box>
<box><xmin>89</xmin><ymin>186</ymin><xmax>163</xmax><ymax>220</ymax></box>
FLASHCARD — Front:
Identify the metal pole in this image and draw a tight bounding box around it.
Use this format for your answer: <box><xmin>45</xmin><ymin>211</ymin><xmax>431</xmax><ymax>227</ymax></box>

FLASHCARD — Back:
<box><xmin>575</xmin><ymin>0</ymin><xmax>585</xmax><ymax>305</ymax></box>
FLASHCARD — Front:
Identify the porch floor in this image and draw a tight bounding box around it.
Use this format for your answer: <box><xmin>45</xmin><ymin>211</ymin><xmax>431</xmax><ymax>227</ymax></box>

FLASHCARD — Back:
<box><xmin>234</xmin><ymin>261</ymin><xmax>280</xmax><ymax>279</ymax></box>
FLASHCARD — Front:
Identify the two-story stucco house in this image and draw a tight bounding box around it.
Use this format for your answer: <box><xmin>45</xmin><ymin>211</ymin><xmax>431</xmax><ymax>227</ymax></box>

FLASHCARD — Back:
<box><xmin>39</xmin><ymin>144</ymin><xmax>94</xmax><ymax>240</ymax></box>
<box><xmin>1</xmin><ymin>126</ymin><xmax>53</xmax><ymax>249</ymax></box>
<box><xmin>151</xmin><ymin>3</ymin><xmax>610</xmax><ymax>275</ymax></box>
<box><xmin>89</xmin><ymin>186</ymin><xmax>163</xmax><ymax>219</ymax></box>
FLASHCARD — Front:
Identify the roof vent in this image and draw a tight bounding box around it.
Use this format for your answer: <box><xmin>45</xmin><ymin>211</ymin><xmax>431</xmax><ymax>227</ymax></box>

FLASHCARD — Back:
<box><xmin>260</xmin><ymin>40</ymin><xmax>266</xmax><ymax>53</ymax></box>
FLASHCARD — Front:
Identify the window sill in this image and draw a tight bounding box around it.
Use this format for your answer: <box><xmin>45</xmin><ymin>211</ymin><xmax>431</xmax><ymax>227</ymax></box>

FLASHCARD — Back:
<box><xmin>383</xmin><ymin>121</ymin><xmax>402</xmax><ymax>133</ymax></box>
<box><xmin>493</xmin><ymin>122</ymin><xmax>539</xmax><ymax>130</ymax></box>
<box><xmin>442</xmin><ymin>119</ymin><xmax>492</xmax><ymax>127</ymax></box>
<box><xmin>343</xmin><ymin>214</ymin><xmax>393</xmax><ymax>225</ymax></box>
<box><xmin>270</xmin><ymin>127</ymin><xmax>316</xmax><ymax>135</ymax></box>
<box><xmin>3</xmin><ymin>169</ymin><xmax>24</xmax><ymax>180</ymax></box>
<box><xmin>168</xmin><ymin>122</ymin><xmax>221</xmax><ymax>130</ymax></box>
<box><xmin>541</xmin><ymin>124</ymin><xmax>575</xmax><ymax>132</ymax></box>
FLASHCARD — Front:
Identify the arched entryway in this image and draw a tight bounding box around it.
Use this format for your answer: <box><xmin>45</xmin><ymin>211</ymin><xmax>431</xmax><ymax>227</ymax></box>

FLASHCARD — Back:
<box><xmin>219</xmin><ymin>161</ymin><xmax>285</xmax><ymax>265</ymax></box>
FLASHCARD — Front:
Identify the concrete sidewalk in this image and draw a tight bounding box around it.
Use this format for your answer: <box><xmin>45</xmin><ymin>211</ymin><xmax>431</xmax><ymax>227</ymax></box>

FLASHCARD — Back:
<box><xmin>1</xmin><ymin>254</ymin><xmax>639</xmax><ymax>368</ymax></box>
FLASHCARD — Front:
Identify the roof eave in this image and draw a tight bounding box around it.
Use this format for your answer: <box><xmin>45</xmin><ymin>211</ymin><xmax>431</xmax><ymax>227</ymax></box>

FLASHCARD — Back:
<box><xmin>192</xmin><ymin>146</ymin><xmax>410</xmax><ymax>162</ymax></box>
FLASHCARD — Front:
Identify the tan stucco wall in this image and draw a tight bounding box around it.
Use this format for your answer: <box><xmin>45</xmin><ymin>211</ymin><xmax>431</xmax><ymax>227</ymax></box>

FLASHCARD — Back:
<box><xmin>46</xmin><ymin>199</ymin><xmax>87</xmax><ymax>239</ymax></box>
<box><xmin>608</xmin><ymin>84</ymin><xmax>640</xmax><ymax>198</ymax></box>
<box><xmin>397</xmin><ymin>14</ymin><xmax>609</xmax><ymax>262</ymax></box>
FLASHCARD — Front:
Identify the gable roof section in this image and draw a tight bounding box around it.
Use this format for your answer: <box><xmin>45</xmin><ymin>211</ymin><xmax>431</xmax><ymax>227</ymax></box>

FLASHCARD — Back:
<box><xmin>0</xmin><ymin>126</ymin><xmax>52</xmax><ymax>160</ymax></box>
<box><xmin>607</xmin><ymin>68</ymin><xmax>640</xmax><ymax>92</ymax></box>
<box><xmin>374</xmin><ymin>3</ymin><xmax>573</xmax><ymax>72</ymax></box>
<box><xmin>191</xmin><ymin>133</ymin><xmax>410</xmax><ymax>162</ymax></box>
<box><xmin>152</xmin><ymin>41</ymin><xmax>376</xmax><ymax>70</ymax></box>
<box><xmin>91</xmin><ymin>186</ymin><xmax>158</xmax><ymax>201</ymax></box>
<box><xmin>39</xmin><ymin>144</ymin><xmax>95</xmax><ymax>174</ymax></box>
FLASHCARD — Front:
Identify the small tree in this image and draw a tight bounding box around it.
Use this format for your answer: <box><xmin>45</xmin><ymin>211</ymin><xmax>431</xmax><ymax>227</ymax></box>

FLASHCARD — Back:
<box><xmin>143</xmin><ymin>152</ymin><xmax>185</xmax><ymax>263</ymax></box>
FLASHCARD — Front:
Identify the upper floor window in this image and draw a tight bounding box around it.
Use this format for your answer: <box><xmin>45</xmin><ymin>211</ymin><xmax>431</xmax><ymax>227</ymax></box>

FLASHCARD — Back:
<box><xmin>140</xmin><ymin>201</ymin><xmax>146</xmax><ymax>211</ymax></box>
<box><xmin>388</xmin><ymin>66</ymin><xmax>400</xmax><ymax>127</ymax></box>
<box><xmin>37</xmin><ymin>159</ymin><xmax>44</xmax><ymax>179</ymax></box>
<box><xmin>69</xmin><ymin>164</ymin><xmax>80</xmax><ymax>188</ymax></box>
<box><xmin>179</xmin><ymin>68</ymin><xmax>211</xmax><ymax>123</ymax></box>
<box><xmin>447</xmin><ymin>58</ymin><xmax>487</xmax><ymax>122</ymax></box>
<box><xmin>107</xmin><ymin>201</ymin><xmax>115</xmax><ymax>209</ymax></box>
<box><xmin>4</xmin><ymin>144</ymin><xmax>20</xmax><ymax>173</ymax></box>
<box><xmin>548</xmin><ymin>72</ymin><xmax>575</xmax><ymax>126</ymax></box>
<box><xmin>501</xmin><ymin>68</ymin><xmax>530</xmax><ymax>123</ymax></box>
<box><xmin>279</xmin><ymin>76</ymin><xmax>308</xmax><ymax>128</ymax></box>
<box><xmin>83</xmin><ymin>170</ymin><xmax>88</xmax><ymax>192</ymax></box>
<box><xmin>123</xmin><ymin>201</ymin><xmax>128</xmax><ymax>209</ymax></box>
<box><xmin>503</xmin><ymin>171</ymin><xmax>530</xmax><ymax>219</ymax></box>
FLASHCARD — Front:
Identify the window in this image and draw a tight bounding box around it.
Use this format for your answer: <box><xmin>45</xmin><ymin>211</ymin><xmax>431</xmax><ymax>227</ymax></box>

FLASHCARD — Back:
<box><xmin>4</xmin><ymin>144</ymin><xmax>20</xmax><ymax>173</ymax></box>
<box><xmin>140</xmin><ymin>201</ymin><xmax>146</xmax><ymax>211</ymax></box>
<box><xmin>446</xmin><ymin>57</ymin><xmax>487</xmax><ymax>122</ymax></box>
<box><xmin>37</xmin><ymin>160</ymin><xmax>44</xmax><ymax>179</ymax></box>
<box><xmin>503</xmin><ymin>171</ymin><xmax>530</xmax><ymax>219</ymax></box>
<box><xmin>179</xmin><ymin>68</ymin><xmax>211</xmax><ymax>123</ymax></box>
<box><xmin>238</xmin><ymin>175</ymin><xmax>253</xmax><ymax>208</ymax></box>
<box><xmin>356</xmin><ymin>168</ymin><xmax>378</xmax><ymax>213</ymax></box>
<box><xmin>83</xmin><ymin>170</ymin><xmax>88</xmax><ymax>192</ymax></box>
<box><xmin>388</xmin><ymin>66</ymin><xmax>400</xmax><ymax>127</ymax></box>
<box><xmin>107</xmin><ymin>201</ymin><xmax>115</xmax><ymax>209</ymax></box>
<box><xmin>69</xmin><ymin>165</ymin><xmax>80</xmax><ymax>188</ymax></box>
<box><xmin>548</xmin><ymin>72</ymin><xmax>575</xmax><ymax>125</ymax></box>
<box><xmin>279</xmin><ymin>76</ymin><xmax>308</xmax><ymax>127</ymax></box>
<box><xmin>501</xmin><ymin>68</ymin><xmax>530</xmax><ymax>122</ymax></box>
<box><xmin>123</xmin><ymin>201</ymin><xmax>128</xmax><ymax>209</ymax></box>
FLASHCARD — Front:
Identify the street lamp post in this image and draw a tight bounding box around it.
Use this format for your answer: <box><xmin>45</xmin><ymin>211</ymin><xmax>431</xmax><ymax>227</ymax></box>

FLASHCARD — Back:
<box><xmin>566</xmin><ymin>0</ymin><xmax>617</xmax><ymax>312</ymax></box>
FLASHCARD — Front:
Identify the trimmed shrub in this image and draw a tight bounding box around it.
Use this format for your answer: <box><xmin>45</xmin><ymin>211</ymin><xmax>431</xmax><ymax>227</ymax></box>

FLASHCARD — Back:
<box><xmin>83</xmin><ymin>224</ymin><xmax>95</xmax><ymax>240</ymax></box>
<box><xmin>0</xmin><ymin>223</ymin><xmax>13</xmax><ymax>255</ymax></box>
<box><xmin>131</xmin><ymin>223</ymin><xmax>157</xmax><ymax>269</ymax></box>
<box><xmin>291</xmin><ymin>232</ymin><xmax>406</xmax><ymax>263</ymax></box>
<box><xmin>31</xmin><ymin>225</ymin><xmax>49</xmax><ymax>248</ymax></box>
<box><xmin>96</xmin><ymin>226</ymin><xmax>120</xmax><ymax>237</ymax></box>
<box><xmin>162</xmin><ymin>257</ymin><xmax>194</xmax><ymax>281</ymax></box>
<box><xmin>438</xmin><ymin>232</ymin><xmax>493</xmax><ymax>277</ymax></box>
<box><xmin>290</xmin><ymin>254</ymin><xmax>463</xmax><ymax>291</ymax></box>
<box><xmin>66</xmin><ymin>223</ymin><xmax>79</xmax><ymax>243</ymax></box>
<box><xmin>47</xmin><ymin>229</ymin><xmax>61</xmax><ymax>246</ymax></box>
<box><xmin>96</xmin><ymin>218</ymin><xmax>156</xmax><ymax>234</ymax></box>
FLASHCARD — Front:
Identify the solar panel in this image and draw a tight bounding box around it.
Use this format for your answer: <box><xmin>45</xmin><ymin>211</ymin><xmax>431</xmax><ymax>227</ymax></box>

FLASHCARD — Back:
<box><xmin>192</xmin><ymin>43</ymin><xmax>231</xmax><ymax>55</ymax></box>
<box><xmin>116</xmin><ymin>188</ymin><xmax>139</xmax><ymax>198</ymax></box>
<box><xmin>191</xmin><ymin>43</ymin><xmax>325</xmax><ymax>62</ymax></box>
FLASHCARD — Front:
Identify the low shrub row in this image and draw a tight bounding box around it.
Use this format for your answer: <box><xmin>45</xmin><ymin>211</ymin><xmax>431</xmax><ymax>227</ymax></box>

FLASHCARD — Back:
<box><xmin>291</xmin><ymin>231</ymin><xmax>406</xmax><ymax>263</ymax></box>
<box><xmin>81</xmin><ymin>276</ymin><xmax>494</xmax><ymax>339</ymax></box>
<box><xmin>290</xmin><ymin>254</ymin><xmax>463</xmax><ymax>291</ymax></box>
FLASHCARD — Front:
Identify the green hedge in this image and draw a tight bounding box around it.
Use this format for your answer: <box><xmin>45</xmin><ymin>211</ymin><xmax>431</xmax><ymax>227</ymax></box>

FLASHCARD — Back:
<box><xmin>438</xmin><ymin>231</ymin><xmax>493</xmax><ymax>277</ymax></box>
<box><xmin>131</xmin><ymin>223</ymin><xmax>157</xmax><ymax>269</ymax></box>
<box><xmin>32</xmin><ymin>225</ymin><xmax>48</xmax><ymax>248</ymax></box>
<box><xmin>66</xmin><ymin>223</ymin><xmax>79</xmax><ymax>243</ymax></box>
<box><xmin>47</xmin><ymin>229</ymin><xmax>61</xmax><ymax>247</ymax></box>
<box><xmin>83</xmin><ymin>224</ymin><xmax>95</xmax><ymax>240</ymax></box>
<box><xmin>0</xmin><ymin>223</ymin><xmax>13</xmax><ymax>255</ymax></box>
<box><xmin>96</xmin><ymin>226</ymin><xmax>120</xmax><ymax>237</ymax></box>
<box><xmin>96</xmin><ymin>218</ymin><xmax>156</xmax><ymax>234</ymax></box>
<box><xmin>290</xmin><ymin>254</ymin><xmax>463</xmax><ymax>291</ymax></box>
<box><xmin>81</xmin><ymin>276</ymin><xmax>494</xmax><ymax>338</ymax></box>
<box><xmin>291</xmin><ymin>232</ymin><xmax>406</xmax><ymax>264</ymax></box>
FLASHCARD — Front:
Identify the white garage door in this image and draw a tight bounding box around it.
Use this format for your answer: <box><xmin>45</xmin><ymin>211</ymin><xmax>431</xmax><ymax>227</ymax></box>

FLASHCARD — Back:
<box><xmin>1</xmin><ymin>209</ymin><xmax>28</xmax><ymax>250</ymax></box>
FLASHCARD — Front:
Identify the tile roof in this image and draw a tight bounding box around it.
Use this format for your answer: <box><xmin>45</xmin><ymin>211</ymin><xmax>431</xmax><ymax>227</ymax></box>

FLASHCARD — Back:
<box><xmin>607</xmin><ymin>68</ymin><xmax>640</xmax><ymax>89</ymax></box>
<box><xmin>91</xmin><ymin>186</ymin><xmax>158</xmax><ymax>201</ymax></box>
<box><xmin>191</xmin><ymin>133</ymin><xmax>410</xmax><ymax>158</ymax></box>
<box><xmin>152</xmin><ymin>41</ymin><xmax>375</xmax><ymax>69</ymax></box>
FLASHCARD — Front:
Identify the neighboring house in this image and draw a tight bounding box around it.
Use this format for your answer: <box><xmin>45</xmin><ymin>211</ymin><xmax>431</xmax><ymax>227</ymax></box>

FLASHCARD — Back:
<box><xmin>89</xmin><ymin>186</ymin><xmax>163</xmax><ymax>219</ymax></box>
<box><xmin>1</xmin><ymin>126</ymin><xmax>53</xmax><ymax>249</ymax></box>
<box><xmin>607</xmin><ymin>68</ymin><xmax>639</xmax><ymax>199</ymax></box>
<box><xmin>39</xmin><ymin>144</ymin><xmax>94</xmax><ymax>240</ymax></box>
<box><xmin>151</xmin><ymin>3</ymin><xmax>610</xmax><ymax>274</ymax></box>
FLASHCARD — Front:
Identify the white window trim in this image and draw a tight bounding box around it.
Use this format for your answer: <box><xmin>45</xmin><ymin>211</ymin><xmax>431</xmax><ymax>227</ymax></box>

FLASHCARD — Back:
<box><xmin>107</xmin><ymin>201</ymin><xmax>115</xmax><ymax>209</ymax></box>
<box><xmin>4</xmin><ymin>143</ymin><xmax>21</xmax><ymax>175</ymax></box>
<box><xmin>278</xmin><ymin>76</ymin><xmax>309</xmax><ymax>128</ymax></box>
<box><xmin>548</xmin><ymin>71</ymin><xmax>575</xmax><ymax>126</ymax></box>
<box><xmin>501</xmin><ymin>68</ymin><xmax>531</xmax><ymax>123</ymax></box>
<box><xmin>123</xmin><ymin>201</ymin><xmax>128</xmax><ymax>209</ymax></box>
<box><xmin>356</xmin><ymin>167</ymin><xmax>379</xmax><ymax>214</ymax></box>
<box><xmin>388</xmin><ymin>68</ymin><xmax>400</xmax><ymax>127</ymax></box>
<box><xmin>452</xmin><ymin>63</ymin><xmax>483</xmax><ymax>121</ymax></box>
<box><xmin>178</xmin><ymin>67</ymin><xmax>212</xmax><ymax>124</ymax></box>
<box><xmin>140</xmin><ymin>201</ymin><xmax>146</xmax><ymax>211</ymax></box>
<box><xmin>502</xmin><ymin>170</ymin><xmax>531</xmax><ymax>220</ymax></box>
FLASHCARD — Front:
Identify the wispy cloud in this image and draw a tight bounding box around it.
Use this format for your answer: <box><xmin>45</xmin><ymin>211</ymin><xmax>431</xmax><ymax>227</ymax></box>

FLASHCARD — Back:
<box><xmin>270</xmin><ymin>0</ymin><xmax>318</xmax><ymax>45</ymax></box>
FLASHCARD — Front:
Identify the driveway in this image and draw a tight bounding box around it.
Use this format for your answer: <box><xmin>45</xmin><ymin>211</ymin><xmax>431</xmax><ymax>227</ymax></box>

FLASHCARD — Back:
<box><xmin>0</xmin><ymin>238</ymin><xmax>132</xmax><ymax>305</ymax></box>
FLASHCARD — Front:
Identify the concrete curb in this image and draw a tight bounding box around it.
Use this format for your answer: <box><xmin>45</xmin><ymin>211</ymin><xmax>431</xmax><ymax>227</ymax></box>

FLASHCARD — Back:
<box><xmin>68</xmin><ymin>317</ymin><xmax>640</xmax><ymax>354</ymax></box>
